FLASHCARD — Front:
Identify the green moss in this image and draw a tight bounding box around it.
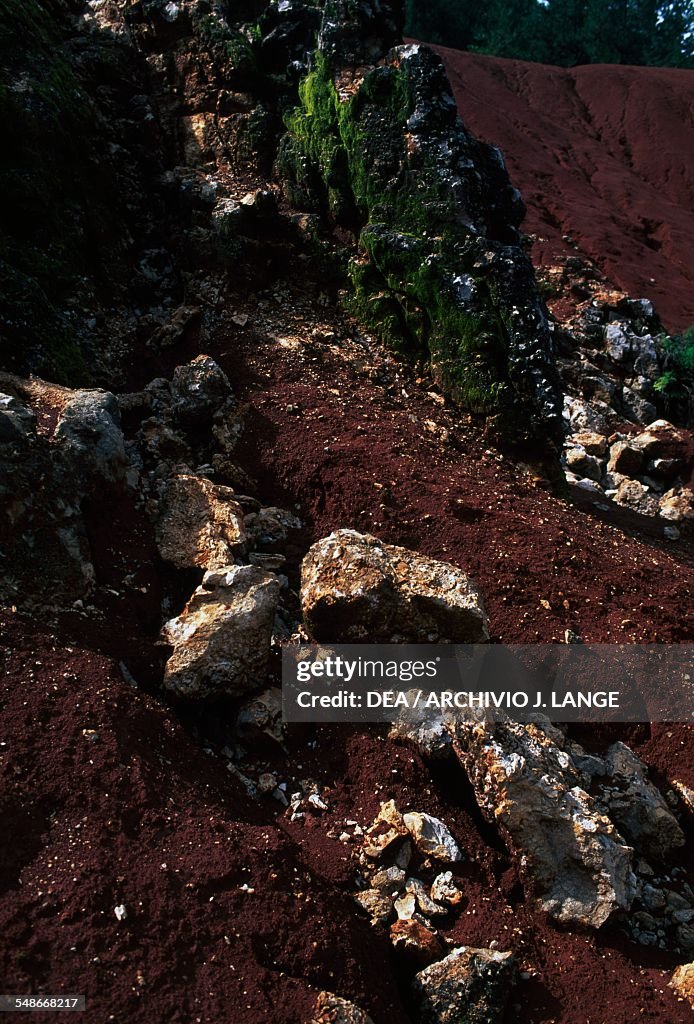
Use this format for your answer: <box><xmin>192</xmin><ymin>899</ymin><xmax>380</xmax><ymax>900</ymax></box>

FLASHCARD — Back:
<box><xmin>281</xmin><ymin>52</ymin><xmax>520</xmax><ymax>418</ymax></box>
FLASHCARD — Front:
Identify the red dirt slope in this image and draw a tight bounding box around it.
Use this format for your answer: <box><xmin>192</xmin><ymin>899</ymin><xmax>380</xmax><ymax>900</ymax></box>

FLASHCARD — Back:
<box><xmin>427</xmin><ymin>46</ymin><xmax>694</xmax><ymax>333</ymax></box>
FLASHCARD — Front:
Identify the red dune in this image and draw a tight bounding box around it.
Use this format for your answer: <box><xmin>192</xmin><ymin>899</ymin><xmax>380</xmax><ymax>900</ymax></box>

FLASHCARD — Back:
<box><xmin>426</xmin><ymin>44</ymin><xmax>694</xmax><ymax>333</ymax></box>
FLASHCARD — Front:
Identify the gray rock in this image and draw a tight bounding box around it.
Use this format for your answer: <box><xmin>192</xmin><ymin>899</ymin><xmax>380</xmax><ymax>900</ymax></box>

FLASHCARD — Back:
<box><xmin>171</xmin><ymin>354</ymin><xmax>233</xmax><ymax>426</ymax></box>
<box><xmin>601</xmin><ymin>743</ymin><xmax>685</xmax><ymax>861</ymax></box>
<box><xmin>403</xmin><ymin>812</ymin><xmax>462</xmax><ymax>862</ymax></box>
<box><xmin>55</xmin><ymin>389</ymin><xmax>127</xmax><ymax>486</ymax></box>
<box><xmin>414</xmin><ymin>946</ymin><xmax>516</xmax><ymax>1024</ymax></box>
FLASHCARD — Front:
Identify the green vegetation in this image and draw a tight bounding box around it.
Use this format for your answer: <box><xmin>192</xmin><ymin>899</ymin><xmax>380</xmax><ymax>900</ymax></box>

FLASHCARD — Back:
<box><xmin>405</xmin><ymin>0</ymin><xmax>694</xmax><ymax>68</ymax></box>
<box><xmin>280</xmin><ymin>54</ymin><xmax>525</xmax><ymax>420</ymax></box>
<box><xmin>655</xmin><ymin>325</ymin><xmax>694</xmax><ymax>415</ymax></box>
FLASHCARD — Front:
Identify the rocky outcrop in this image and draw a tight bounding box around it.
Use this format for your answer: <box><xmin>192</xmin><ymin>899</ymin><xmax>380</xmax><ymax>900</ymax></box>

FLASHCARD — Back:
<box><xmin>162</xmin><ymin>564</ymin><xmax>280</xmax><ymax>699</ymax></box>
<box><xmin>301</xmin><ymin>529</ymin><xmax>489</xmax><ymax>643</ymax></box>
<box><xmin>279</xmin><ymin>8</ymin><xmax>563</xmax><ymax>450</ymax></box>
<box><xmin>413</xmin><ymin>946</ymin><xmax>516</xmax><ymax>1024</ymax></box>
<box><xmin>55</xmin><ymin>390</ymin><xmax>128</xmax><ymax>487</ymax></box>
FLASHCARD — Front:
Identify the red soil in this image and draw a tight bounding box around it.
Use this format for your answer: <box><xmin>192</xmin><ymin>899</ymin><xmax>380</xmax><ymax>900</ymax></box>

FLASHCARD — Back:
<box><xmin>425</xmin><ymin>46</ymin><xmax>694</xmax><ymax>334</ymax></box>
<box><xmin>2</xmin><ymin>609</ymin><xmax>691</xmax><ymax>1024</ymax></box>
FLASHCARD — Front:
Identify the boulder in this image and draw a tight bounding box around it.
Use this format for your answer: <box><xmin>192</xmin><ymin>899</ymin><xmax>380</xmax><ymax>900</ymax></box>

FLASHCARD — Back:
<box><xmin>569</xmin><ymin>431</ymin><xmax>608</xmax><ymax>458</ymax></box>
<box><xmin>670</xmin><ymin>963</ymin><xmax>694</xmax><ymax>1009</ymax></box>
<box><xmin>162</xmin><ymin>565</ymin><xmax>280</xmax><ymax>698</ymax></box>
<box><xmin>55</xmin><ymin>389</ymin><xmax>127</xmax><ymax>486</ymax></box>
<box><xmin>563</xmin><ymin>446</ymin><xmax>602</xmax><ymax>482</ymax></box>
<box><xmin>452</xmin><ymin>719</ymin><xmax>636</xmax><ymax>927</ymax></box>
<box><xmin>604</xmin><ymin>323</ymin><xmax>632</xmax><ymax>362</ymax></box>
<box><xmin>403</xmin><ymin>812</ymin><xmax>462</xmax><ymax>862</ymax></box>
<box><xmin>414</xmin><ymin>946</ymin><xmax>516</xmax><ymax>1024</ymax></box>
<box><xmin>607</xmin><ymin>441</ymin><xmax>643</xmax><ymax>477</ymax></box>
<box><xmin>171</xmin><ymin>354</ymin><xmax>233</xmax><ymax>427</ymax></box>
<box><xmin>154</xmin><ymin>474</ymin><xmax>246</xmax><ymax>570</ymax></box>
<box><xmin>301</xmin><ymin>530</ymin><xmax>489</xmax><ymax>643</ymax></box>
<box><xmin>613</xmin><ymin>478</ymin><xmax>659</xmax><ymax>516</ymax></box>
<box><xmin>601</xmin><ymin>742</ymin><xmax>685</xmax><ymax>861</ymax></box>
<box><xmin>659</xmin><ymin>488</ymin><xmax>694</xmax><ymax>534</ymax></box>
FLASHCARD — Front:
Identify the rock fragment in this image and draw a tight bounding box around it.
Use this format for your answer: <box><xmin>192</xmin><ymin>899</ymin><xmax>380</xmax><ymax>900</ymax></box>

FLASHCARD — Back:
<box><xmin>162</xmin><ymin>565</ymin><xmax>280</xmax><ymax>698</ymax></box>
<box><xmin>403</xmin><ymin>811</ymin><xmax>462</xmax><ymax>863</ymax></box>
<box><xmin>670</xmin><ymin>963</ymin><xmax>694</xmax><ymax>1008</ymax></box>
<box><xmin>363</xmin><ymin>800</ymin><xmax>409</xmax><ymax>859</ymax></box>
<box><xmin>154</xmin><ymin>474</ymin><xmax>246</xmax><ymax>570</ymax></box>
<box><xmin>659</xmin><ymin>488</ymin><xmax>694</xmax><ymax>534</ymax></box>
<box><xmin>354</xmin><ymin>889</ymin><xmax>394</xmax><ymax>928</ymax></box>
<box><xmin>602</xmin><ymin>742</ymin><xmax>685</xmax><ymax>860</ymax></box>
<box><xmin>171</xmin><ymin>354</ymin><xmax>234</xmax><ymax>427</ymax></box>
<box><xmin>430</xmin><ymin>872</ymin><xmax>464</xmax><ymax>908</ymax></box>
<box><xmin>301</xmin><ymin>530</ymin><xmax>488</xmax><ymax>643</ymax></box>
<box><xmin>55</xmin><ymin>389</ymin><xmax>127</xmax><ymax>486</ymax></box>
<box><xmin>452</xmin><ymin>719</ymin><xmax>636</xmax><ymax>927</ymax></box>
<box><xmin>310</xmin><ymin>991</ymin><xmax>374</xmax><ymax>1024</ymax></box>
<box><xmin>390</xmin><ymin>919</ymin><xmax>444</xmax><ymax>968</ymax></box>
<box><xmin>414</xmin><ymin>946</ymin><xmax>516</xmax><ymax>1024</ymax></box>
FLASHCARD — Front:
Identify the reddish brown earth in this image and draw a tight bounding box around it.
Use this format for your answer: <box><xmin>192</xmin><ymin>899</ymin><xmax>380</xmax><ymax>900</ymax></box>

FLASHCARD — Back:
<box><xmin>2</xmin><ymin>289</ymin><xmax>693</xmax><ymax>1023</ymax></box>
<box><xmin>425</xmin><ymin>45</ymin><xmax>694</xmax><ymax>334</ymax></box>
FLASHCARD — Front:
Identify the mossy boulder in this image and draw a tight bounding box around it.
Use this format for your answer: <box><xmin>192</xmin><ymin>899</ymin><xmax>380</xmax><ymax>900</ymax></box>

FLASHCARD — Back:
<box><xmin>278</xmin><ymin>15</ymin><xmax>563</xmax><ymax>451</ymax></box>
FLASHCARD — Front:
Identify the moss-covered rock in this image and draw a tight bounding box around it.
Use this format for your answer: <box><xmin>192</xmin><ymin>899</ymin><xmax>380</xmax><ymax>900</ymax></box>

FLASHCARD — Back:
<box><xmin>279</xmin><ymin>15</ymin><xmax>563</xmax><ymax>450</ymax></box>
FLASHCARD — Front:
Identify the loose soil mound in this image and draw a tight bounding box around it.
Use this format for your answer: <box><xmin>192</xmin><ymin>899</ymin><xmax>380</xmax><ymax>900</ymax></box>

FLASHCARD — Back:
<box><xmin>426</xmin><ymin>46</ymin><xmax>694</xmax><ymax>333</ymax></box>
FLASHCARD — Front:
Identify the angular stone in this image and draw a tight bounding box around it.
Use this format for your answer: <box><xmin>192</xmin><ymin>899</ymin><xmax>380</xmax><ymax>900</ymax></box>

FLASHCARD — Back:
<box><xmin>354</xmin><ymin>888</ymin><xmax>394</xmax><ymax>928</ymax></box>
<box><xmin>301</xmin><ymin>530</ymin><xmax>489</xmax><ymax>643</ymax></box>
<box><xmin>406</xmin><ymin>877</ymin><xmax>448</xmax><ymax>917</ymax></box>
<box><xmin>414</xmin><ymin>946</ymin><xmax>516</xmax><ymax>1024</ymax></box>
<box><xmin>607</xmin><ymin>440</ymin><xmax>643</xmax><ymax>477</ymax></box>
<box><xmin>390</xmin><ymin>919</ymin><xmax>444</xmax><ymax>968</ymax></box>
<box><xmin>403</xmin><ymin>811</ymin><xmax>462</xmax><ymax>863</ymax></box>
<box><xmin>431</xmin><ymin>872</ymin><xmax>464</xmax><ymax>908</ymax></box>
<box><xmin>614</xmin><ymin>478</ymin><xmax>659</xmax><ymax>516</ymax></box>
<box><xmin>310</xmin><ymin>991</ymin><xmax>374</xmax><ymax>1024</ymax></box>
<box><xmin>171</xmin><ymin>354</ymin><xmax>233</xmax><ymax>426</ymax></box>
<box><xmin>154</xmin><ymin>474</ymin><xmax>246</xmax><ymax>570</ymax></box>
<box><xmin>602</xmin><ymin>742</ymin><xmax>685</xmax><ymax>861</ymax></box>
<box><xmin>162</xmin><ymin>565</ymin><xmax>280</xmax><ymax>698</ymax></box>
<box><xmin>670</xmin><ymin>963</ymin><xmax>694</xmax><ymax>1009</ymax></box>
<box><xmin>452</xmin><ymin>719</ymin><xmax>636</xmax><ymax>927</ymax></box>
<box><xmin>563</xmin><ymin>446</ymin><xmax>602</xmax><ymax>482</ymax></box>
<box><xmin>659</xmin><ymin>489</ymin><xmax>694</xmax><ymax>534</ymax></box>
<box><xmin>363</xmin><ymin>800</ymin><xmax>409</xmax><ymax>859</ymax></box>
<box><xmin>569</xmin><ymin>431</ymin><xmax>608</xmax><ymax>458</ymax></box>
<box><xmin>55</xmin><ymin>389</ymin><xmax>127</xmax><ymax>486</ymax></box>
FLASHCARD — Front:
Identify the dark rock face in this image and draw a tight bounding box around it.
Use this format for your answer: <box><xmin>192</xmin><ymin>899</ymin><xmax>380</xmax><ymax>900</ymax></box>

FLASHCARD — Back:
<box><xmin>279</xmin><ymin>12</ymin><xmax>564</xmax><ymax>450</ymax></box>
<box><xmin>319</xmin><ymin>0</ymin><xmax>405</xmax><ymax>65</ymax></box>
